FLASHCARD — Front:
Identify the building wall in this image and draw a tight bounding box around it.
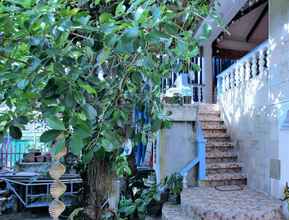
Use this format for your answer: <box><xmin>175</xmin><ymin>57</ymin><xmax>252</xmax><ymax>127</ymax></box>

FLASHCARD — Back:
<box><xmin>218</xmin><ymin>0</ymin><xmax>289</xmax><ymax>199</ymax></box>
<box><xmin>269</xmin><ymin>0</ymin><xmax>289</xmax><ymax>200</ymax></box>
<box><xmin>158</xmin><ymin>105</ymin><xmax>198</xmax><ymax>182</ymax></box>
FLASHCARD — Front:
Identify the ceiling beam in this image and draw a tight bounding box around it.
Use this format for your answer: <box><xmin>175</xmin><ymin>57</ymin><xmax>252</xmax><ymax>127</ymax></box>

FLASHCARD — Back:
<box><xmin>246</xmin><ymin>4</ymin><xmax>268</xmax><ymax>42</ymax></box>
<box><xmin>213</xmin><ymin>48</ymin><xmax>248</xmax><ymax>59</ymax></box>
<box><xmin>215</xmin><ymin>39</ymin><xmax>257</xmax><ymax>51</ymax></box>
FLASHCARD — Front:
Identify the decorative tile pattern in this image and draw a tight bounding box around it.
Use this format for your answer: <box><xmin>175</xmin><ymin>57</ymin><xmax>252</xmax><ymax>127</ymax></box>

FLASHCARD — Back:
<box><xmin>180</xmin><ymin>187</ymin><xmax>284</xmax><ymax>220</ymax></box>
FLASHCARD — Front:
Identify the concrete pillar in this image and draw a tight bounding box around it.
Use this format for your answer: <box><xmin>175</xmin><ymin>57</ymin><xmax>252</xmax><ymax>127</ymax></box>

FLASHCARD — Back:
<box><xmin>202</xmin><ymin>44</ymin><xmax>213</xmax><ymax>103</ymax></box>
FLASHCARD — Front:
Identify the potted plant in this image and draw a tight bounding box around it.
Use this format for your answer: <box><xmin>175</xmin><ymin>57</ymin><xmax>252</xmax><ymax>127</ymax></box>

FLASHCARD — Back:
<box><xmin>283</xmin><ymin>183</ymin><xmax>289</xmax><ymax>218</ymax></box>
<box><xmin>164</xmin><ymin>173</ymin><xmax>183</xmax><ymax>205</ymax></box>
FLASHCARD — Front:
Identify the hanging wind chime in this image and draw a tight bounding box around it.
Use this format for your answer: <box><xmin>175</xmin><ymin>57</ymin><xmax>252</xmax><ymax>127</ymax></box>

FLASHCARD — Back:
<box><xmin>48</xmin><ymin>146</ymin><xmax>67</xmax><ymax>220</ymax></box>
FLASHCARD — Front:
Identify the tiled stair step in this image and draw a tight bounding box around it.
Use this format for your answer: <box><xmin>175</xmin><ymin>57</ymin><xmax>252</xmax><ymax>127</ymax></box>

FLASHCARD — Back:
<box><xmin>202</xmin><ymin>124</ymin><xmax>226</xmax><ymax>130</ymax></box>
<box><xmin>206</xmin><ymin>162</ymin><xmax>242</xmax><ymax>174</ymax></box>
<box><xmin>206</xmin><ymin>141</ymin><xmax>234</xmax><ymax>148</ymax></box>
<box><xmin>198</xmin><ymin>116</ymin><xmax>223</xmax><ymax>122</ymax></box>
<box><xmin>206</xmin><ymin>136</ymin><xmax>230</xmax><ymax>142</ymax></box>
<box><xmin>206</xmin><ymin>142</ymin><xmax>234</xmax><ymax>152</ymax></box>
<box><xmin>204</xmin><ymin>132</ymin><xmax>229</xmax><ymax>138</ymax></box>
<box><xmin>206</xmin><ymin>151</ymin><xmax>238</xmax><ymax>163</ymax></box>
<box><xmin>206</xmin><ymin>151</ymin><xmax>237</xmax><ymax>159</ymax></box>
<box><xmin>201</xmin><ymin>173</ymin><xmax>247</xmax><ymax>187</ymax></box>
<box><xmin>201</xmin><ymin>121</ymin><xmax>225</xmax><ymax>128</ymax></box>
<box><xmin>198</xmin><ymin>104</ymin><xmax>219</xmax><ymax>112</ymax></box>
<box><xmin>198</xmin><ymin>111</ymin><xmax>221</xmax><ymax>117</ymax></box>
<box><xmin>206</xmin><ymin>173</ymin><xmax>247</xmax><ymax>182</ymax></box>
<box><xmin>162</xmin><ymin>204</ymin><xmax>191</xmax><ymax>220</ymax></box>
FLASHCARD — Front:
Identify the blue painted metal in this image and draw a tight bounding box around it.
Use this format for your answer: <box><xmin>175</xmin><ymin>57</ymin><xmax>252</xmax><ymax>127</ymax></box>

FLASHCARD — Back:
<box><xmin>196</xmin><ymin>119</ymin><xmax>206</xmax><ymax>180</ymax></box>
<box><xmin>180</xmin><ymin>119</ymin><xmax>206</xmax><ymax>181</ymax></box>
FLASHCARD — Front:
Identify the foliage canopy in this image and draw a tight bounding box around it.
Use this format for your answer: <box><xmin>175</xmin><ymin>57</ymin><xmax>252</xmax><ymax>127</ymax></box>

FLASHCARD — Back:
<box><xmin>0</xmin><ymin>0</ymin><xmax>215</xmax><ymax>171</ymax></box>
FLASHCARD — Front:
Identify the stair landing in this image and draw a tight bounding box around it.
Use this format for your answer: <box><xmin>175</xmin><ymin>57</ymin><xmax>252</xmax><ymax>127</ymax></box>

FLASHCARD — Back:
<box><xmin>163</xmin><ymin>187</ymin><xmax>284</xmax><ymax>220</ymax></box>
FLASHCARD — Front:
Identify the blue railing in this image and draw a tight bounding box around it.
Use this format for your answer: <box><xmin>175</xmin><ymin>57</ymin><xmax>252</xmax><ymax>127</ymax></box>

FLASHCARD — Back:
<box><xmin>180</xmin><ymin>119</ymin><xmax>206</xmax><ymax>182</ymax></box>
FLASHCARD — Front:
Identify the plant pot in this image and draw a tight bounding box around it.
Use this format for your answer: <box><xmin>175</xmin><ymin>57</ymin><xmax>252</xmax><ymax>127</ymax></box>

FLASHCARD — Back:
<box><xmin>167</xmin><ymin>193</ymin><xmax>181</xmax><ymax>205</ymax></box>
<box><xmin>160</xmin><ymin>189</ymin><xmax>169</xmax><ymax>203</ymax></box>
<box><xmin>147</xmin><ymin>200</ymin><xmax>162</xmax><ymax>217</ymax></box>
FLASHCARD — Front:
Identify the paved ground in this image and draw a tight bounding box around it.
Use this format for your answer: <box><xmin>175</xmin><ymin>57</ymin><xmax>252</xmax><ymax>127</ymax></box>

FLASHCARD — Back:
<box><xmin>163</xmin><ymin>186</ymin><xmax>285</xmax><ymax>220</ymax></box>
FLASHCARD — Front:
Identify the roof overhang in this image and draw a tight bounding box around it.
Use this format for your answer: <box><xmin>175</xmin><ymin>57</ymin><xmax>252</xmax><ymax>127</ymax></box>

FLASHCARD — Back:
<box><xmin>195</xmin><ymin>0</ymin><xmax>248</xmax><ymax>46</ymax></box>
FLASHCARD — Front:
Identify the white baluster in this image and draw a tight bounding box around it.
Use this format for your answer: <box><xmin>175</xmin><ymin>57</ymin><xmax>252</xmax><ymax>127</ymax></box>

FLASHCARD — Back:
<box><xmin>225</xmin><ymin>73</ymin><xmax>230</xmax><ymax>91</ymax></box>
<box><xmin>245</xmin><ymin>61</ymin><xmax>251</xmax><ymax>81</ymax></box>
<box><xmin>230</xmin><ymin>71</ymin><xmax>235</xmax><ymax>89</ymax></box>
<box><xmin>239</xmin><ymin>64</ymin><xmax>245</xmax><ymax>85</ymax></box>
<box><xmin>259</xmin><ymin>49</ymin><xmax>265</xmax><ymax>77</ymax></box>
<box><xmin>266</xmin><ymin>47</ymin><xmax>270</xmax><ymax>71</ymax></box>
<box><xmin>222</xmin><ymin>75</ymin><xmax>226</xmax><ymax>93</ymax></box>
<box><xmin>252</xmin><ymin>54</ymin><xmax>257</xmax><ymax>78</ymax></box>
<box><xmin>235</xmin><ymin>66</ymin><xmax>240</xmax><ymax>87</ymax></box>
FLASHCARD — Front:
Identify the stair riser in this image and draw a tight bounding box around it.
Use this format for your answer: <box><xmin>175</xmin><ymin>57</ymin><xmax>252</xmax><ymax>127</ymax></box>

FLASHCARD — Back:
<box><xmin>206</xmin><ymin>137</ymin><xmax>231</xmax><ymax>142</ymax></box>
<box><xmin>206</xmin><ymin>142</ymin><xmax>234</xmax><ymax>147</ymax></box>
<box><xmin>204</xmin><ymin>133</ymin><xmax>229</xmax><ymax>138</ymax></box>
<box><xmin>198</xmin><ymin>112</ymin><xmax>221</xmax><ymax>117</ymax></box>
<box><xmin>206</xmin><ymin>146</ymin><xmax>234</xmax><ymax>153</ymax></box>
<box><xmin>200</xmin><ymin>179</ymin><xmax>247</xmax><ymax>187</ymax></box>
<box><xmin>206</xmin><ymin>157</ymin><xmax>238</xmax><ymax>163</ymax></box>
<box><xmin>198</xmin><ymin>104</ymin><xmax>219</xmax><ymax>112</ymax></box>
<box><xmin>206</xmin><ymin>167</ymin><xmax>242</xmax><ymax>175</ymax></box>
<box><xmin>201</xmin><ymin>121</ymin><xmax>224</xmax><ymax>127</ymax></box>
<box><xmin>203</xmin><ymin>129</ymin><xmax>227</xmax><ymax>134</ymax></box>
<box><xmin>199</xmin><ymin>117</ymin><xmax>222</xmax><ymax>122</ymax></box>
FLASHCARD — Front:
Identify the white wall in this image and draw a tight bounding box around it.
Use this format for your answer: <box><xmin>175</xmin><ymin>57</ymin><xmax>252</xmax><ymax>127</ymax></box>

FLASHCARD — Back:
<box><xmin>269</xmin><ymin>0</ymin><xmax>289</xmax><ymax>199</ymax></box>
<box><xmin>218</xmin><ymin>0</ymin><xmax>289</xmax><ymax>199</ymax></box>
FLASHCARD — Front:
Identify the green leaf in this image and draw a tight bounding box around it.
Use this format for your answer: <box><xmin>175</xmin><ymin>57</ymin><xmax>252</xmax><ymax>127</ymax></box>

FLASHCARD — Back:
<box><xmin>75</xmin><ymin>122</ymin><xmax>91</xmax><ymax>138</ymax></box>
<box><xmin>83</xmin><ymin>104</ymin><xmax>97</xmax><ymax>123</ymax></box>
<box><xmin>70</xmin><ymin>134</ymin><xmax>84</xmax><ymax>156</ymax></box>
<box><xmin>9</xmin><ymin>126</ymin><xmax>22</xmax><ymax>140</ymax></box>
<box><xmin>119</xmin><ymin>205</ymin><xmax>136</xmax><ymax>216</ymax></box>
<box><xmin>14</xmin><ymin>0</ymin><xmax>35</xmax><ymax>8</ymax></box>
<box><xmin>115</xmin><ymin>1</ymin><xmax>126</xmax><ymax>16</ymax></box>
<box><xmin>124</xmin><ymin>27</ymin><xmax>139</xmax><ymax>38</ymax></box>
<box><xmin>135</xmin><ymin>6</ymin><xmax>144</xmax><ymax>21</ymax></box>
<box><xmin>17</xmin><ymin>79</ymin><xmax>29</xmax><ymax>90</ymax></box>
<box><xmin>95</xmin><ymin>0</ymin><xmax>101</xmax><ymax>5</ymax></box>
<box><xmin>79</xmin><ymin>81</ymin><xmax>97</xmax><ymax>95</ymax></box>
<box><xmin>53</xmin><ymin>138</ymin><xmax>65</xmax><ymax>155</ymax></box>
<box><xmin>97</xmin><ymin>48</ymin><xmax>110</xmax><ymax>65</ymax></box>
<box><xmin>40</xmin><ymin>130</ymin><xmax>62</xmax><ymax>143</ymax></box>
<box><xmin>101</xmin><ymin>138</ymin><xmax>114</xmax><ymax>152</ymax></box>
<box><xmin>47</xmin><ymin>116</ymin><xmax>65</xmax><ymax>130</ymax></box>
<box><xmin>99</xmin><ymin>13</ymin><xmax>113</xmax><ymax>24</ymax></box>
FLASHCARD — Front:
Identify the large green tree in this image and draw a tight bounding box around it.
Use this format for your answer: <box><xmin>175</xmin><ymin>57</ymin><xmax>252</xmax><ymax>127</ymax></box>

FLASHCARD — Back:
<box><xmin>0</xmin><ymin>0</ymin><xmax>218</xmax><ymax>219</ymax></box>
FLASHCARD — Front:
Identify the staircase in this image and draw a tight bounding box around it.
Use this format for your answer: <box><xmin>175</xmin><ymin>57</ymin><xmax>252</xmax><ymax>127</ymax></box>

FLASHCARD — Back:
<box><xmin>198</xmin><ymin>104</ymin><xmax>247</xmax><ymax>187</ymax></box>
<box><xmin>162</xmin><ymin>104</ymin><xmax>284</xmax><ymax>220</ymax></box>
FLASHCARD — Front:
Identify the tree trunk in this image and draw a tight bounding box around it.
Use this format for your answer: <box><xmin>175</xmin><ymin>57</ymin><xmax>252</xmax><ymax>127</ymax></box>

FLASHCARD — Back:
<box><xmin>84</xmin><ymin>157</ymin><xmax>116</xmax><ymax>220</ymax></box>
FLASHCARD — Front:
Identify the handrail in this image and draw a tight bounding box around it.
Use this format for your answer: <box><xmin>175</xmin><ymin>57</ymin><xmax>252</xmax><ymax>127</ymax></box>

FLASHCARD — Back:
<box><xmin>180</xmin><ymin>119</ymin><xmax>206</xmax><ymax>185</ymax></box>
<box><xmin>196</xmin><ymin>119</ymin><xmax>206</xmax><ymax>180</ymax></box>
<box><xmin>217</xmin><ymin>40</ymin><xmax>269</xmax><ymax>80</ymax></box>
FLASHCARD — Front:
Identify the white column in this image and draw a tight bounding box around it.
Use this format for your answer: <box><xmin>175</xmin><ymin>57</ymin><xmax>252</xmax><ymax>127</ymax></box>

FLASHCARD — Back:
<box><xmin>202</xmin><ymin>44</ymin><xmax>213</xmax><ymax>103</ymax></box>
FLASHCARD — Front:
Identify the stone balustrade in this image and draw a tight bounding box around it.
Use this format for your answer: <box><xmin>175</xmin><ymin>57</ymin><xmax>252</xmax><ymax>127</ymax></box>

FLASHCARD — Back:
<box><xmin>217</xmin><ymin>41</ymin><xmax>269</xmax><ymax>97</ymax></box>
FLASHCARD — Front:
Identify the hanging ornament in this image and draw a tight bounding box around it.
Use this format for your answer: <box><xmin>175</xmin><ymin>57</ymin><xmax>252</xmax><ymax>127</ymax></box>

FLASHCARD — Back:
<box><xmin>49</xmin><ymin>146</ymin><xmax>67</xmax><ymax>220</ymax></box>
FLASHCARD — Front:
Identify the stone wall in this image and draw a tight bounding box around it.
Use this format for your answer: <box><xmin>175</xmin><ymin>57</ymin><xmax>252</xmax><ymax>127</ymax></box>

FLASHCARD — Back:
<box><xmin>218</xmin><ymin>0</ymin><xmax>289</xmax><ymax>199</ymax></box>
